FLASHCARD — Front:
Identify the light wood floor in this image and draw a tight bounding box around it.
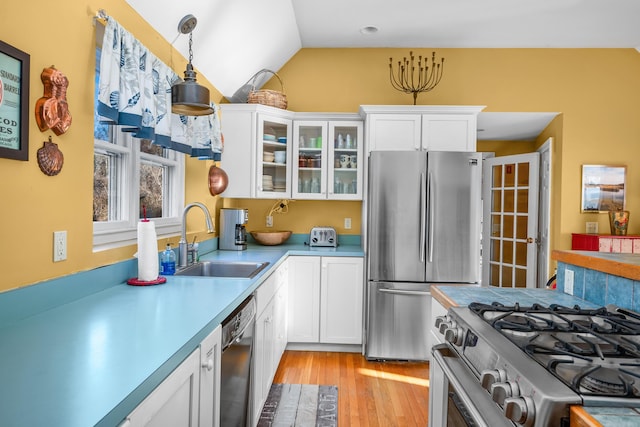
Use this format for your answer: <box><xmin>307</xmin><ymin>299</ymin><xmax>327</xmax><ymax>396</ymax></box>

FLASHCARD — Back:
<box><xmin>272</xmin><ymin>350</ymin><xmax>430</xmax><ymax>427</ymax></box>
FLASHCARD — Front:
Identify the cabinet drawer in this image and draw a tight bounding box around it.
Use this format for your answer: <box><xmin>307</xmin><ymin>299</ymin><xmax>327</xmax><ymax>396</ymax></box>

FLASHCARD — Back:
<box><xmin>256</xmin><ymin>272</ymin><xmax>276</xmax><ymax>315</ymax></box>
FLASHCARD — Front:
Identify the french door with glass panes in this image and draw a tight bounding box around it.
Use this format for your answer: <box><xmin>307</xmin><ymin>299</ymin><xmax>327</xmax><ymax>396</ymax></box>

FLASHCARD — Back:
<box><xmin>482</xmin><ymin>153</ymin><xmax>540</xmax><ymax>288</ymax></box>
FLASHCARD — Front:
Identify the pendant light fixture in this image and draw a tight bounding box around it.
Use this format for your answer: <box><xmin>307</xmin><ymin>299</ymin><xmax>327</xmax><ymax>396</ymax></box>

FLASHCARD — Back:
<box><xmin>171</xmin><ymin>15</ymin><xmax>214</xmax><ymax>116</ymax></box>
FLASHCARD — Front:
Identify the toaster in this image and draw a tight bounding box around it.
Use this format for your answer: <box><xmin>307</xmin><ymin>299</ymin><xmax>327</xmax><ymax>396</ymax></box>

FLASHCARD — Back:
<box><xmin>308</xmin><ymin>226</ymin><xmax>338</xmax><ymax>247</ymax></box>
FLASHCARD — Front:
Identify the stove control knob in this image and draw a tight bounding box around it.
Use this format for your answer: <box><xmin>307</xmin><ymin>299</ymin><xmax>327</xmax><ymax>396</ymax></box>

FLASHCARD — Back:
<box><xmin>438</xmin><ymin>319</ymin><xmax>454</xmax><ymax>334</ymax></box>
<box><xmin>504</xmin><ymin>396</ymin><xmax>535</xmax><ymax>426</ymax></box>
<box><xmin>443</xmin><ymin>326</ymin><xmax>464</xmax><ymax>346</ymax></box>
<box><xmin>434</xmin><ymin>316</ymin><xmax>447</xmax><ymax>330</ymax></box>
<box><xmin>480</xmin><ymin>369</ymin><xmax>507</xmax><ymax>391</ymax></box>
<box><xmin>490</xmin><ymin>381</ymin><xmax>520</xmax><ymax>406</ymax></box>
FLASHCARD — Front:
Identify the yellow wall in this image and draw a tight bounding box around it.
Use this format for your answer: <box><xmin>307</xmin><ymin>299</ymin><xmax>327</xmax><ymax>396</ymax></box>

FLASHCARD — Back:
<box><xmin>4</xmin><ymin>3</ymin><xmax>640</xmax><ymax>292</ymax></box>
<box><xmin>271</xmin><ymin>48</ymin><xmax>640</xmax><ymax>253</ymax></box>
<box><xmin>224</xmin><ymin>199</ymin><xmax>362</xmax><ymax>235</ymax></box>
<box><xmin>0</xmin><ymin>0</ymin><xmax>221</xmax><ymax>291</ymax></box>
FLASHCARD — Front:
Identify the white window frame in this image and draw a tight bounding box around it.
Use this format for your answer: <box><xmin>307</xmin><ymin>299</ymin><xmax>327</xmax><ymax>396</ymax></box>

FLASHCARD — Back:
<box><xmin>93</xmin><ymin>131</ymin><xmax>184</xmax><ymax>252</ymax></box>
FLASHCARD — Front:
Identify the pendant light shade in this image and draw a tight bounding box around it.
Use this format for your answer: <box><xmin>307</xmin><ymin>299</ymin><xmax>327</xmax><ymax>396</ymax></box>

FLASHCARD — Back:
<box><xmin>172</xmin><ymin>64</ymin><xmax>213</xmax><ymax>116</ymax></box>
<box><xmin>171</xmin><ymin>15</ymin><xmax>213</xmax><ymax>116</ymax></box>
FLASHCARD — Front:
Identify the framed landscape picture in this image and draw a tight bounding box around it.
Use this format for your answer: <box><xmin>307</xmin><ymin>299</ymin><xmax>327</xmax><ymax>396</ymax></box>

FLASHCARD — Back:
<box><xmin>581</xmin><ymin>164</ymin><xmax>626</xmax><ymax>212</ymax></box>
<box><xmin>0</xmin><ymin>40</ymin><xmax>30</xmax><ymax>161</ymax></box>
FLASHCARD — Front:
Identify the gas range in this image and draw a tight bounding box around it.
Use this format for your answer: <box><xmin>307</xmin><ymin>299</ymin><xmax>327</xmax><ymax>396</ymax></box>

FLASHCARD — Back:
<box><xmin>432</xmin><ymin>302</ymin><xmax>640</xmax><ymax>426</ymax></box>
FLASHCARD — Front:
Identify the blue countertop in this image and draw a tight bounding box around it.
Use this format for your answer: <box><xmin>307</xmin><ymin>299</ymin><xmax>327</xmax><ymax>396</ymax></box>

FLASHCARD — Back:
<box><xmin>0</xmin><ymin>243</ymin><xmax>363</xmax><ymax>427</ymax></box>
<box><xmin>431</xmin><ymin>285</ymin><xmax>601</xmax><ymax>309</ymax></box>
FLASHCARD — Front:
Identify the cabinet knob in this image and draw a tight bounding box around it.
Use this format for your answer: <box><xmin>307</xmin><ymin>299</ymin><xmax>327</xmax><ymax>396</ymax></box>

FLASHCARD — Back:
<box><xmin>202</xmin><ymin>358</ymin><xmax>214</xmax><ymax>371</ymax></box>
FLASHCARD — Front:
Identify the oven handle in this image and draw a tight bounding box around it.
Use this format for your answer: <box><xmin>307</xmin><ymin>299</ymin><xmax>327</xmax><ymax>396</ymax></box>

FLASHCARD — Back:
<box><xmin>432</xmin><ymin>344</ymin><xmax>514</xmax><ymax>427</ymax></box>
<box><xmin>378</xmin><ymin>288</ymin><xmax>430</xmax><ymax>297</ymax></box>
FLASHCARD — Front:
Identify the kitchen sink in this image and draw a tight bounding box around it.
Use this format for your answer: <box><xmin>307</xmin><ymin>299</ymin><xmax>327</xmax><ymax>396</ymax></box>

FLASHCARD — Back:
<box><xmin>175</xmin><ymin>261</ymin><xmax>270</xmax><ymax>279</ymax></box>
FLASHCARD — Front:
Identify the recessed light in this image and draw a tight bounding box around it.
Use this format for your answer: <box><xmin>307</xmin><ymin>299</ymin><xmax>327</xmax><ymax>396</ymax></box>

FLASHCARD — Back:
<box><xmin>360</xmin><ymin>26</ymin><xmax>379</xmax><ymax>35</ymax></box>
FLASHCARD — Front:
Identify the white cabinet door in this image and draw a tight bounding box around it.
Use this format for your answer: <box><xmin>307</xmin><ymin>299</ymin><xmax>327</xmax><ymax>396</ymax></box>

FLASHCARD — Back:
<box><xmin>120</xmin><ymin>349</ymin><xmax>200</xmax><ymax>427</ymax></box>
<box><xmin>273</xmin><ymin>260</ymin><xmax>289</xmax><ymax>365</ymax></box>
<box><xmin>320</xmin><ymin>257</ymin><xmax>364</xmax><ymax>344</ymax></box>
<box><xmin>365</xmin><ymin>113</ymin><xmax>422</xmax><ymax>151</ymax></box>
<box><xmin>328</xmin><ymin>121</ymin><xmax>364</xmax><ymax>200</ymax></box>
<box><xmin>257</xmin><ymin>114</ymin><xmax>293</xmax><ymax>199</ymax></box>
<box><xmin>422</xmin><ymin>114</ymin><xmax>477</xmax><ymax>152</ymax></box>
<box><xmin>199</xmin><ymin>324</ymin><xmax>222</xmax><ymax>427</ymax></box>
<box><xmin>292</xmin><ymin>121</ymin><xmax>328</xmax><ymax>199</ymax></box>
<box><xmin>287</xmin><ymin>256</ymin><xmax>321</xmax><ymax>342</ymax></box>
<box><xmin>253</xmin><ymin>297</ymin><xmax>275</xmax><ymax>426</ymax></box>
<box><xmin>219</xmin><ymin>105</ymin><xmax>257</xmax><ymax>198</ymax></box>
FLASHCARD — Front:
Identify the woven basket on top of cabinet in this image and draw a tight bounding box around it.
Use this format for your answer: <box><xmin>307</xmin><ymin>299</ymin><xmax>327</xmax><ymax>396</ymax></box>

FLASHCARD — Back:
<box><xmin>247</xmin><ymin>70</ymin><xmax>288</xmax><ymax>110</ymax></box>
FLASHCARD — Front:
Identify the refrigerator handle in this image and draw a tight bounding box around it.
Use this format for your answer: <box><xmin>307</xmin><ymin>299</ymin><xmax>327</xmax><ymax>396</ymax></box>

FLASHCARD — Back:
<box><xmin>428</xmin><ymin>172</ymin><xmax>434</xmax><ymax>263</ymax></box>
<box><xmin>419</xmin><ymin>173</ymin><xmax>426</xmax><ymax>262</ymax></box>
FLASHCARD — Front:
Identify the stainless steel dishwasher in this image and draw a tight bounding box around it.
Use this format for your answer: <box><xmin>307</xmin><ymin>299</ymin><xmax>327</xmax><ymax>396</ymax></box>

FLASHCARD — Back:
<box><xmin>220</xmin><ymin>295</ymin><xmax>256</xmax><ymax>427</ymax></box>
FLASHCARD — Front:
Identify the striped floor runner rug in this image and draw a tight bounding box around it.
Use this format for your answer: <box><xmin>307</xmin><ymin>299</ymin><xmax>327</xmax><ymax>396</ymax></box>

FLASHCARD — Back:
<box><xmin>258</xmin><ymin>383</ymin><xmax>338</xmax><ymax>427</ymax></box>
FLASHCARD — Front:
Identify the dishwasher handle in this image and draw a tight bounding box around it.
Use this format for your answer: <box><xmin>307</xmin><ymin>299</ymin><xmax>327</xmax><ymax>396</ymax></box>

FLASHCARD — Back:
<box><xmin>222</xmin><ymin>309</ymin><xmax>255</xmax><ymax>351</ymax></box>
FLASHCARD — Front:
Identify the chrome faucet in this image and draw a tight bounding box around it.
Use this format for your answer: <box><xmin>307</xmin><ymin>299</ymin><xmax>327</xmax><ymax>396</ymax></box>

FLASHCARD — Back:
<box><xmin>179</xmin><ymin>202</ymin><xmax>215</xmax><ymax>268</ymax></box>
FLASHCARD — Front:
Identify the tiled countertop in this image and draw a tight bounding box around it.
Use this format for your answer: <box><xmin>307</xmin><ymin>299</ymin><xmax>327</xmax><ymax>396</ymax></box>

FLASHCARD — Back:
<box><xmin>431</xmin><ymin>284</ymin><xmax>640</xmax><ymax>427</ymax></box>
<box><xmin>0</xmin><ymin>242</ymin><xmax>362</xmax><ymax>427</ymax></box>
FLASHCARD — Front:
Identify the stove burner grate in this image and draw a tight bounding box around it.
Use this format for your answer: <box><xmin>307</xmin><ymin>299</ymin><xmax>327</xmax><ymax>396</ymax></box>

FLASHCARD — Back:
<box><xmin>469</xmin><ymin>301</ymin><xmax>640</xmax><ymax>398</ymax></box>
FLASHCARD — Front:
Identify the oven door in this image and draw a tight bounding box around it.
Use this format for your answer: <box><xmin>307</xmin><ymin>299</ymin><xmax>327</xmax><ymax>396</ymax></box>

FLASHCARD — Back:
<box><xmin>429</xmin><ymin>344</ymin><xmax>514</xmax><ymax>427</ymax></box>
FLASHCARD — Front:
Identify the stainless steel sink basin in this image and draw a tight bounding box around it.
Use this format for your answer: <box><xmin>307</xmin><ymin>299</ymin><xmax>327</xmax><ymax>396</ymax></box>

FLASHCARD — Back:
<box><xmin>175</xmin><ymin>261</ymin><xmax>270</xmax><ymax>278</ymax></box>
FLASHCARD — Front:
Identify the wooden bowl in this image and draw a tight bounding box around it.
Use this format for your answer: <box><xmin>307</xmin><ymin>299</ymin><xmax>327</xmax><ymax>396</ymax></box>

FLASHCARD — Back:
<box><xmin>250</xmin><ymin>230</ymin><xmax>292</xmax><ymax>246</ymax></box>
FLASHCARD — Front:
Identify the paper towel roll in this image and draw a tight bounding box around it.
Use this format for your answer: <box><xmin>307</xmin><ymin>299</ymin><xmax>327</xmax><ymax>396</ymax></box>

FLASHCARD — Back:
<box><xmin>137</xmin><ymin>220</ymin><xmax>159</xmax><ymax>281</ymax></box>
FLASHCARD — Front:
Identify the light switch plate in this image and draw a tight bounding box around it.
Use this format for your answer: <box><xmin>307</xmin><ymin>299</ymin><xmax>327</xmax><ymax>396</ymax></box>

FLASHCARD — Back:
<box><xmin>53</xmin><ymin>231</ymin><xmax>67</xmax><ymax>262</ymax></box>
<box><xmin>564</xmin><ymin>268</ymin><xmax>574</xmax><ymax>295</ymax></box>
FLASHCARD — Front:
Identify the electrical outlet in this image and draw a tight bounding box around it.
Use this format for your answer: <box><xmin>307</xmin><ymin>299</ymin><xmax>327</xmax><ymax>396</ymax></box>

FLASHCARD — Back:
<box><xmin>266</xmin><ymin>216</ymin><xmax>273</xmax><ymax>227</ymax></box>
<box><xmin>344</xmin><ymin>217</ymin><xmax>352</xmax><ymax>230</ymax></box>
<box><xmin>53</xmin><ymin>231</ymin><xmax>67</xmax><ymax>262</ymax></box>
<box><xmin>564</xmin><ymin>268</ymin><xmax>574</xmax><ymax>295</ymax></box>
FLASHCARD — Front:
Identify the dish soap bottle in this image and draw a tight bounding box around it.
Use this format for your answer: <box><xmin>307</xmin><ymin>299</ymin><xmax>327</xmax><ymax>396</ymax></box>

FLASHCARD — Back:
<box><xmin>160</xmin><ymin>243</ymin><xmax>176</xmax><ymax>275</ymax></box>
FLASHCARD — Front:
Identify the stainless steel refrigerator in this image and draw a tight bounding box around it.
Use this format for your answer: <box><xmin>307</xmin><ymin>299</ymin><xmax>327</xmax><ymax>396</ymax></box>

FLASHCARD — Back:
<box><xmin>365</xmin><ymin>150</ymin><xmax>482</xmax><ymax>360</ymax></box>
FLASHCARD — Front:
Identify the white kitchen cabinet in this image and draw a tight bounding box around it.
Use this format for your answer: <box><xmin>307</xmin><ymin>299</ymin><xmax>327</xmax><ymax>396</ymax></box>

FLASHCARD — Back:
<box><xmin>360</xmin><ymin>105</ymin><xmax>484</xmax><ymax>153</ymax></box>
<box><xmin>287</xmin><ymin>256</ymin><xmax>321</xmax><ymax>342</ymax></box>
<box><xmin>252</xmin><ymin>261</ymin><xmax>289</xmax><ymax>426</ymax></box>
<box><xmin>219</xmin><ymin>104</ymin><xmax>294</xmax><ymax>199</ymax></box>
<box><xmin>273</xmin><ymin>260</ymin><xmax>289</xmax><ymax>364</ymax></box>
<box><xmin>199</xmin><ymin>324</ymin><xmax>222</xmax><ymax>427</ymax></box>
<box><xmin>363</xmin><ymin>113</ymin><xmax>422</xmax><ymax>151</ymax></box>
<box><xmin>292</xmin><ymin>120</ymin><xmax>328</xmax><ymax>199</ymax></box>
<box><xmin>291</xmin><ymin>118</ymin><xmax>363</xmax><ymax>200</ymax></box>
<box><xmin>118</xmin><ymin>349</ymin><xmax>200</xmax><ymax>427</ymax></box>
<box><xmin>288</xmin><ymin>256</ymin><xmax>364</xmax><ymax>345</ymax></box>
<box><xmin>320</xmin><ymin>256</ymin><xmax>364</xmax><ymax>343</ymax></box>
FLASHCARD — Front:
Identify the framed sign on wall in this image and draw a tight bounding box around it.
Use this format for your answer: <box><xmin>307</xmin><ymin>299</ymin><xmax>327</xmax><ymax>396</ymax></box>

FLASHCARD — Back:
<box><xmin>581</xmin><ymin>164</ymin><xmax>626</xmax><ymax>212</ymax></box>
<box><xmin>0</xmin><ymin>40</ymin><xmax>30</xmax><ymax>161</ymax></box>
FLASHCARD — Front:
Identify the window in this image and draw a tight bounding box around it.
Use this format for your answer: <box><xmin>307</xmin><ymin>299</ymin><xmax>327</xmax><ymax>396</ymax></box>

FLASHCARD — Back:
<box><xmin>93</xmin><ymin>46</ymin><xmax>184</xmax><ymax>251</ymax></box>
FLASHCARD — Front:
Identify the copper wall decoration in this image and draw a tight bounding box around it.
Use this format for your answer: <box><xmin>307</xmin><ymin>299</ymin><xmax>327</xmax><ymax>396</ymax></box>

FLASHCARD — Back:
<box><xmin>37</xmin><ymin>136</ymin><xmax>64</xmax><ymax>176</ymax></box>
<box><xmin>35</xmin><ymin>66</ymin><xmax>72</xmax><ymax>135</ymax></box>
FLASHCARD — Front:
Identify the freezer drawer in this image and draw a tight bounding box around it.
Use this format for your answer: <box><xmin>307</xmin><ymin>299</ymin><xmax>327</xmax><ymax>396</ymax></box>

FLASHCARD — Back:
<box><xmin>365</xmin><ymin>281</ymin><xmax>431</xmax><ymax>361</ymax></box>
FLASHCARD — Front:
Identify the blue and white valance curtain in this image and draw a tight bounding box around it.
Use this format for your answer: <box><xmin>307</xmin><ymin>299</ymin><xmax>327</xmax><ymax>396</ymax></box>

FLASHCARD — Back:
<box><xmin>96</xmin><ymin>17</ymin><xmax>222</xmax><ymax>159</ymax></box>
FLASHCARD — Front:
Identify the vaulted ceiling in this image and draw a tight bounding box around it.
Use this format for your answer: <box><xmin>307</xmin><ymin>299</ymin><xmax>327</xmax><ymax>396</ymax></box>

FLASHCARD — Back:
<box><xmin>126</xmin><ymin>0</ymin><xmax>640</xmax><ymax>140</ymax></box>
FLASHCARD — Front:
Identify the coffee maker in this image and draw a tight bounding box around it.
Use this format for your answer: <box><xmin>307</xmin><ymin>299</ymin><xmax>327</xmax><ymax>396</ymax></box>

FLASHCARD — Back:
<box><xmin>219</xmin><ymin>208</ymin><xmax>248</xmax><ymax>250</ymax></box>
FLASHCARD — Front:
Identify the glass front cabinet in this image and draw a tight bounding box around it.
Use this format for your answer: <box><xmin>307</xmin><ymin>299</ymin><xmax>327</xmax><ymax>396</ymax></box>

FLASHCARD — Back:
<box><xmin>257</xmin><ymin>114</ymin><xmax>292</xmax><ymax>199</ymax></box>
<box><xmin>292</xmin><ymin>119</ymin><xmax>363</xmax><ymax>200</ymax></box>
